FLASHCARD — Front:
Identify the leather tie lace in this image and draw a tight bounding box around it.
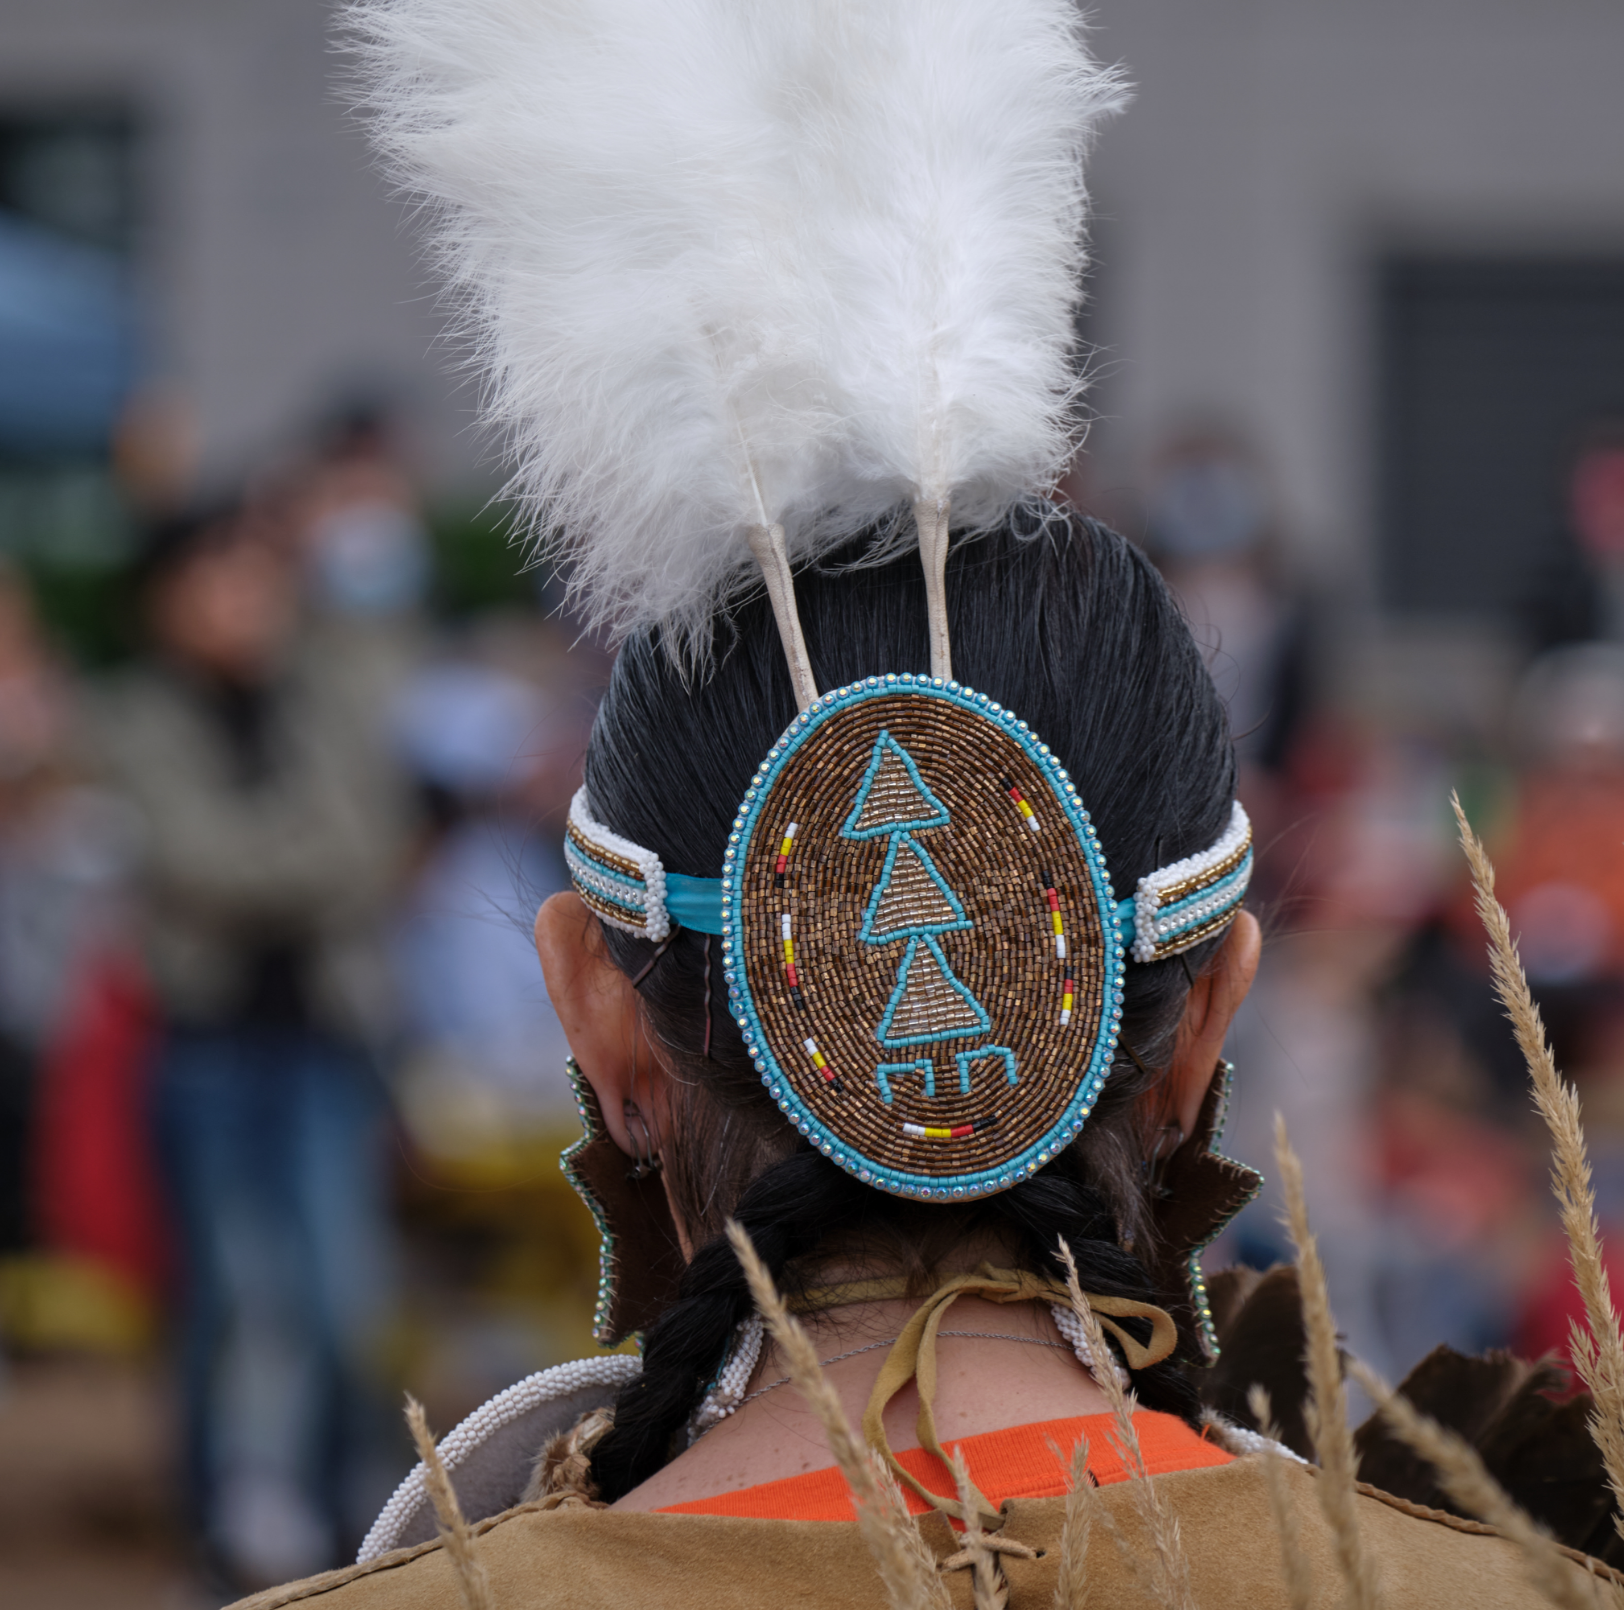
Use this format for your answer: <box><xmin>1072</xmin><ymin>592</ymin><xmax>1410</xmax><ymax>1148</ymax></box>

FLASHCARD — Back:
<box><xmin>793</xmin><ymin>1264</ymin><xmax>1177</xmax><ymax>1527</ymax></box>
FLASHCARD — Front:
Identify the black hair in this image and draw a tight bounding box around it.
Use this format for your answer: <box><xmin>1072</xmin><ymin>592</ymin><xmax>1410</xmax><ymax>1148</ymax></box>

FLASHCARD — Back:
<box><xmin>131</xmin><ymin>500</ymin><xmax>242</xmax><ymax>597</ymax></box>
<box><xmin>582</xmin><ymin>505</ymin><xmax>1237</xmax><ymax>1500</ymax></box>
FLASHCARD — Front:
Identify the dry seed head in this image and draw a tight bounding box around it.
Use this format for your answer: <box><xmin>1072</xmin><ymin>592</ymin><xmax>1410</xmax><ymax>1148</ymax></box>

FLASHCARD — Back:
<box><xmin>1453</xmin><ymin>793</ymin><xmax>1624</xmax><ymax>1538</ymax></box>
<box><xmin>726</xmin><ymin>1220</ymin><xmax>949</xmax><ymax>1610</ymax></box>
<box><xmin>1273</xmin><ymin>1115</ymin><xmax>1378</xmax><ymax>1610</ymax></box>
<box><xmin>404</xmin><ymin>1395</ymin><xmax>496</xmax><ymax>1610</ymax></box>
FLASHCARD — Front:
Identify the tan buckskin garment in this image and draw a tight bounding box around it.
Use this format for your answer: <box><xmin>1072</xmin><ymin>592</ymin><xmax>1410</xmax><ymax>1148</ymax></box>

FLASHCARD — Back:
<box><xmin>232</xmin><ymin>1458</ymin><xmax>1618</xmax><ymax>1610</ymax></box>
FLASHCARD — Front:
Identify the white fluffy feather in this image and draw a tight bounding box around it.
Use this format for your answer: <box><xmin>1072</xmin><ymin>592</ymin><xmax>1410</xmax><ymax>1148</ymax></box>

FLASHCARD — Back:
<box><xmin>350</xmin><ymin>0</ymin><xmax>1125</xmax><ymax>656</ymax></box>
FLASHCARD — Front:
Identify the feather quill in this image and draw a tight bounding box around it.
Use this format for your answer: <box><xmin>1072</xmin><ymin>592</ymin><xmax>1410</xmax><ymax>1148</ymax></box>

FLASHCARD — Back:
<box><xmin>348</xmin><ymin>0</ymin><xmax>1125</xmax><ymax>662</ymax></box>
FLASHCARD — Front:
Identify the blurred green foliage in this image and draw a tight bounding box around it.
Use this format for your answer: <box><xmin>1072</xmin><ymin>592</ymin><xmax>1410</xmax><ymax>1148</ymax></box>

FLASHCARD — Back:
<box><xmin>427</xmin><ymin>499</ymin><xmax>548</xmax><ymax>618</ymax></box>
<box><xmin>0</xmin><ymin>473</ymin><xmax>550</xmax><ymax>669</ymax></box>
<box><xmin>0</xmin><ymin>462</ymin><xmax>136</xmax><ymax>665</ymax></box>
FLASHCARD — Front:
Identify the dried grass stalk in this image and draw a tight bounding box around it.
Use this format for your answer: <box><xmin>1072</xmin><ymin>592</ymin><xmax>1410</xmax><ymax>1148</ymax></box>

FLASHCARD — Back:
<box><xmin>726</xmin><ymin>1221</ymin><xmax>949</xmax><ymax>1610</ymax></box>
<box><xmin>950</xmin><ymin>1447</ymin><xmax>1008</xmax><ymax>1610</ymax></box>
<box><xmin>1056</xmin><ymin>1237</ymin><xmax>1193</xmax><ymax>1610</ymax></box>
<box><xmin>404</xmin><ymin>1395</ymin><xmax>496</xmax><ymax>1610</ymax></box>
<box><xmin>1052</xmin><ymin>1437</ymin><xmax>1094</xmax><ymax>1610</ymax></box>
<box><xmin>1454</xmin><ymin>794</ymin><xmax>1624</xmax><ymax>1535</ymax></box>
<box><xmin>1247</xmin><ymin>1385</ymin><xmax>1314</xmax><ymax>1610</ymax></box>
<box><xmin>1273</xmin><ymin>1115</ymin><xmax>1379</xmax><ymax>1610</ymax></box>
<box><xmin>1348</xmin><ymin>1359</ymin><xmax>1609</xmax><ymax>1610</ymax></box>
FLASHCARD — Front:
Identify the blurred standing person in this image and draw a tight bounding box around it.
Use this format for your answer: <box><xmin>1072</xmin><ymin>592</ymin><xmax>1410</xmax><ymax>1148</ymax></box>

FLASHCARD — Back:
<box><xmin>295</xmin><ymin>406</ymin><xmax>433</xmax><ymax>632</ymax></box>
<box><xmin>1526</xmin><ymin>419</ymin><xmax>1624</xmax><ymax>650</ymax></box>
<box><xmin>287</xmin><ymin>404</ymin><xmax>434</xmax><ymax>778</ymax></box>
<box><xmin>1142</xmin><ymin>431</ymin><xmax>1310</xmax><ymax>788</ymax></box>
<box><xmin>96</xmin><ymin>502</ymin><xmax>414</xmax><ymax>1590</ymax></box>
<box><xmin>0</xmin><ymin>562</ymin><xmax>161</xmax><ymax>1337</ymax></box>
<box><xmin>1143</xmin><ymin>437</ymin><xmax>1407</xmax><ymax>1372</ymax></box>
<box><xmin>389</xmin><ymin>654</ymin><xmax>576</xmax><ymax>1136</ymax></box>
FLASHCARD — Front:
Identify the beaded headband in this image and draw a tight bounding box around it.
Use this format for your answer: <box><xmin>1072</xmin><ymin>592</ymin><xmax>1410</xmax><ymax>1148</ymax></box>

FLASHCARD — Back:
<box><xmin>569</xmin><ymin>776</ymin><xmax>1250</xmax><ymax>961</ymax></box>
<box><xmin>569</xmin><ymin>687</ymin><xmax>1251</xmax><ymax>1200</ymax></box>
<box><xmin>566</xmin><ymin>788</ymin><xmax>723</xmax><ymax>943</ymax></box>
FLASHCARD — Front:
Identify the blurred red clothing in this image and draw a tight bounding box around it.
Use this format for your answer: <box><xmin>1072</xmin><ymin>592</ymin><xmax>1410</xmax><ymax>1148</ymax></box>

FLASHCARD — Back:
<box><xmin>1457</xmin><ymin>771</ymin><xmax>1624</xmax><ymax>981</ymax></box>
<box><xmin>1515</xmin><ymin>1224</ymin><xmax>1624</xmax><ymax>1376</ymax></box>
<box><xmin>32</xmin><ymin>948</ymin><xmax>169</xmax><ymax>1296</ymax></box>
<box><xmin>1373</xmin><ymin>1087</ymin><xmax>1531</xmax><ymax>1251</ymax></box>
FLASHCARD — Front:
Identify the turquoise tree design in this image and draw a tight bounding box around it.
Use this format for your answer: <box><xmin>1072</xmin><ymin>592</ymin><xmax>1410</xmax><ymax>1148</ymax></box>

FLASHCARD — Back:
<box><xmin>841</xmin><ymin>731</ymin><xmax>1016</xmax><ymax>1103</ymax></box>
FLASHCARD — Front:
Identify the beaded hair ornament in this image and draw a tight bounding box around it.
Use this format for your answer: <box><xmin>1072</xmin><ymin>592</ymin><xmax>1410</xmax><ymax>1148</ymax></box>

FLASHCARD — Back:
<box><xmin>570</xmin><ymin>748</ymin><xmax>1250</xmax><ymax>1202</ymax></box>
<box><xmin>357</xmin><ymin>0</ymin><xmax>1259</xmax><ymax>1348</ymax></box>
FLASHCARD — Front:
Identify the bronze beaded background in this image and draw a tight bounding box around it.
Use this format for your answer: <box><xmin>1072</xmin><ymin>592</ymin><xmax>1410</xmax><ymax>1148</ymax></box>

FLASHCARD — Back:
<box><xmin>737</xmin><ymin>694</ymin><xmax>1108</xmax><ymax>1181</ymax></box>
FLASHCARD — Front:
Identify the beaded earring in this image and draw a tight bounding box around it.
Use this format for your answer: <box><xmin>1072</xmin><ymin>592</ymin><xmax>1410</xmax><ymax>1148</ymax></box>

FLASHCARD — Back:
<box><xmin>560</xmin><ymin>1057</ymin><xmax>686</xmax><ymax>1345</ymax></box>
<box><xmin>1143</xmin><ymin>1060</ymin><xmax>1262</xmax><ymax>1363</ymax></box>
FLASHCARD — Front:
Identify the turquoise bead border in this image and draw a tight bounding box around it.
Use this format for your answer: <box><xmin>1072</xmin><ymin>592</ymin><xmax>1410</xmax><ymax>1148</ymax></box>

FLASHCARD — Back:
<box><xmin>1184</xmin><ymin>1058</ymin><xmax>1262</xmax><ymax>1363</ymax></box>
<box><xmin>720</xmin><ymin>675</ymin><xmax>1126</xmax><ymax>1202</ymax></box>
<box><xmin>560</xmin><ymin>1055</ymin><xmax>622</xmax><ymax>1345</ymax></box>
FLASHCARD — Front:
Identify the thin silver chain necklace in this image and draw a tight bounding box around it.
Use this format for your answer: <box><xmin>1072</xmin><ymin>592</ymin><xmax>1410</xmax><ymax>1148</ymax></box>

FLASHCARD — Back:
<box><xmin>737</xmin><ymin>1328</ymin><xmax>1072</xmax><ymax>1410</ymax></box>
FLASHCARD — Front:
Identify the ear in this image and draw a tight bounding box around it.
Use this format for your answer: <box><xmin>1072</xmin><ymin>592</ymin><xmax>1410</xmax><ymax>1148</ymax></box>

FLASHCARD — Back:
<box><xmin>532</xmin><ymin>892</ymin><xmax>676</xmax><ymax>1158</ymax></box>
<box><xmin>1152</xmin><ymin>909</ymin><xmax>1262</xmax><ymax>1142</ymax></box>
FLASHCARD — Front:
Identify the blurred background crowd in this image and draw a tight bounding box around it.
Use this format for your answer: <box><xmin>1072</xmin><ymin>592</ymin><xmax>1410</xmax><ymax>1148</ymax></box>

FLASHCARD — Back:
<box><xmin>1</xmin><ymin>0</ymin><xmax>1623</xmax><ymax>1605</ymax></box>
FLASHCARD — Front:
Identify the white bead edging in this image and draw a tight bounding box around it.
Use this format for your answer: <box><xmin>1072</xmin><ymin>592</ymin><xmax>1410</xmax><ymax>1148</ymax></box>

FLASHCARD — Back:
<box><xmin>1049</xmin><ymin>1302</ymin><xmax>1133</xmax><ymax>1391</ymax></box>
<box><xmin>1132</xmin><ymin>801</ymin><xmax>1252</xmax><ymax>962</ymax></box>
<box><xmin>1200</xmin><ymin>1411</ymin><xmax>1311</xmax><ymax>1465</ymax></box>
<box><xmin>567</xmin><ymin>786</ymin><xmax>671</xmax><ymax>941</ymax></box>
<box><xmin>357</xmin><ymin>1354</ymin><xmax>643</xmax><ymax>1563</ymax></box>
<box><xmin>687</xmin><ymin>1314</ymin><xmax>765</xmax><ymax>1444</ymax></box>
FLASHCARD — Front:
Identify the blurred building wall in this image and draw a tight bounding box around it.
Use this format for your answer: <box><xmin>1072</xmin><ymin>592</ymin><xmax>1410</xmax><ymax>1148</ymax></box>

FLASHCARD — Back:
<box><xmin>3</xmin><ymin>0</ymin><xmax>1623</xmax><ymax>548</ymax></box>
<box><xmin>1082</xmin><ymin>0</ymin><xmax>1624</xmax><ymax>587</ymax></box>
<box><xmin>0</xmin><ymin>0</ymin><xmax>475</xmax><ymax>489</ymax></box>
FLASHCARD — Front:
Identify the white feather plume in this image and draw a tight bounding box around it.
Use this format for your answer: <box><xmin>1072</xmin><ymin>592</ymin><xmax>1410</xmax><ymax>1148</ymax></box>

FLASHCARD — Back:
<box><xmin>349</xmin><ymin>0</ymin><xmax>1126</xmax><ymax>657</ymax></box>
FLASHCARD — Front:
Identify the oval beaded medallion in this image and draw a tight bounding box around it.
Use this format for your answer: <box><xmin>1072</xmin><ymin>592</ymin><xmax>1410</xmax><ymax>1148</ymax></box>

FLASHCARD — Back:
<box><xmin>721</xmin><ymin>677</ymin><xmax>1124</xmax><ymax>1199</ymax></box>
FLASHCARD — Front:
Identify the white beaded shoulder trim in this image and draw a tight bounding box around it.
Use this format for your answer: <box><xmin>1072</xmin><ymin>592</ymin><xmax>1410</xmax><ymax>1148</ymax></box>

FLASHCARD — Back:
<box><xmin>1199</xmin><ymin>1411</ymin><xmax>1311</xmax><ymax>1465</ymax></box>
<box><xmin>357</xmin><ymin>1353</ymin><xmax>642</xmax><ymax>1562</ymax></box>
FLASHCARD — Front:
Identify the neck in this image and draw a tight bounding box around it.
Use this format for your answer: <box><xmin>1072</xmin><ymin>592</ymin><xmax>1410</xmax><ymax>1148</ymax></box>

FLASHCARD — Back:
<box><xmin>609</xmin><ymin>1291</ymin><xmax>1118</xmax><ymax>1513</ymax></box>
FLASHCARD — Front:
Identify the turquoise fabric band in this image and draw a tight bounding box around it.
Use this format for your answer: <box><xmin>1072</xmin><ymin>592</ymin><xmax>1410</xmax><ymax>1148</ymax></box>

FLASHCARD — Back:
<box><xmin>665</xmin><ymin>873</ymin><xmax>725</xmax><ymax>935</ymax></box>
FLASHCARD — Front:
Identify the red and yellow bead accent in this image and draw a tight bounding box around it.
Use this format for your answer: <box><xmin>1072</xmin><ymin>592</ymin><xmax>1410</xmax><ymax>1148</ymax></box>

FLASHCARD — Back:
<box><xmin>773</xmin><ymin>822</ymin><xmax>798</xmax><ymax>888</ymax></box>
<box><xmin>1002</xmin><ymin>776</ymin><xmax>1040</xmax><ymax>833</ymax></box>
<box><xmin>1041</xmin><ymin>871</ymin><xmax>1067</xmax><ymax>961</ymax></box>
<box><xmin>781</xmin><ymin>911</ymin><xmax>808</xmax><ymax>1011</ymax></box>
<box><xmin>802</xmin><ymin>1036</ymin><xmax>842</xmax><ymax>1092</ymax></box>
<box><xmin>901</xmin><ymin>1116</ymin><xmax>998</xmax><ymax>1141</ymax></box>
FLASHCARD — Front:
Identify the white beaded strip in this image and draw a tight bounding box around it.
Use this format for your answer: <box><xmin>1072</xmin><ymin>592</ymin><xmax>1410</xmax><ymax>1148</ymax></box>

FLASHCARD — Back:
<box><xmin>1199</xmin><ymin>1411</ymin><xmax>1311</xmax><ymax>1465</ymax></box>
<box><xmin>1135</xmin><ymin>874</ymin><xmax>1251</xmax><ymax>964</ymax></box>
<box><xmin>1048</xmin><ymin>1301</ymin><xmax>1132</xmax><ymax>1392</ymax></box>
<box><xmin>1132</xmin><ymin>800</ymin><xmax>1252</xmax><ymax>963</ymax></box>
<box><xmin>567</xmin><ymin>786</ymin><xmax>672</xmax><ymax>941</ymax></box>
<box><xmin>563</xmin><ymin>838</ymin><xmax>652</xmax><ymax>916</ymax></box>
<box><xmin>686</xmin><ymin>1313</ymin><xmax>765</xmax><ymax>1444</ymax></box>
<box><xmin>357</xmin><ymin>1353</ymin><xmax>642</xmax><ymax>1562</ymax></box>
